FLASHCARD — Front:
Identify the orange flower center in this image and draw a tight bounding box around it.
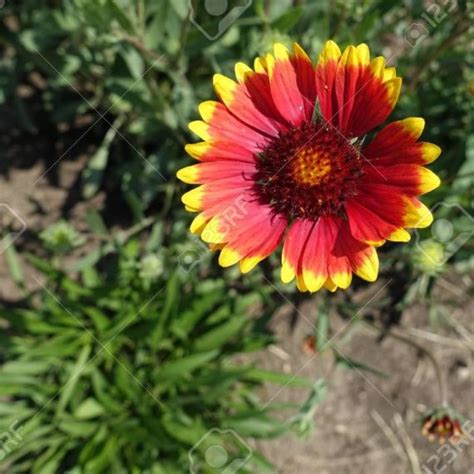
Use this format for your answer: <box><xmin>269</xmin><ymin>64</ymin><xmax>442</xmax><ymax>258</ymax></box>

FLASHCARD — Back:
<box><xmin>253</xmin><ymin>120</ymin><xmax>364</xmax><ymax>220</ymax></box>
<box><xmin>291</xmin><ymin>148</ymin><xmax>332</xmax><ymax>185</ymax></box>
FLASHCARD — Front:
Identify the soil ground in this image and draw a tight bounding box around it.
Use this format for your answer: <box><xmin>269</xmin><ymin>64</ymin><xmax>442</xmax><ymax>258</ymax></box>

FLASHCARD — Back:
<box><xmin>254</xmin><ymin>277</ymin><xmax>473</xmax><ymax>473</ymax></box>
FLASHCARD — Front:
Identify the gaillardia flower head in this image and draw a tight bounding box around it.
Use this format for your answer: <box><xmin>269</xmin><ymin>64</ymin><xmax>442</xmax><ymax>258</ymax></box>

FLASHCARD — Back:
<box><xmin>421</xmin><ymin>407</ymin><xmax>465</xmax><ymax>444</ymax></box>
<box><xmin>178</xmin><ymin>41</ymin><xmax>441</xmax><ymax>292</ymax></box>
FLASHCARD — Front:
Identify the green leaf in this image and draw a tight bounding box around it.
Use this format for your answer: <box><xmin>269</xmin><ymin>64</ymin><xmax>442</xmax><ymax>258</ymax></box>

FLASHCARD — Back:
<box><xmin>452</xmin><ymin>134</ymin><xmax>474</xmax><ymax>192</ymax></box>
<box><xmin>161</xmin><ymin>415</ymin><xmax>207</xmax><ymax>445</ymax></box>
<box><xmin>151</xmin><ymin>270</ymin><xmax>180</xmax><ymax>347</ymax></box>
<box><xmin>3</xmin><ymin>238</ymin><xmax>25</xmax><ymax>290</ymax></box>
<box><xmin>1</xmin><ymin>360</ymin><xmax>51</xmax><ymax>375</ymax></box>
<box><xmin>78</xmin><ymin>424</ymin><xmax>108</xmax><ymax>464</ymax></box>
<box><xmin>106</xmin><ymin>0</ymin><xmax>136</xmax><ymax>34</ymax></box>
<box><xmin>74</xmin><ymin>398</ymin><xmax>105</xmax><ymax>419</ymax></box>
<box><xmin>315</xmin><ymin>300</ymin><xmax>330</xmax><ymax>352</ymax></box>
<box><xmin>193</xmin><ymin>316</ymin><xmax>248</xmax><ymax>352</ymax></box>
<box><xmin>244</xmin><ymin>368</ymin><xmax>313</xmax><ymax>388</ymax></box>
<box><xmin>32</xmin><ymin>444</ymin><xmax>67</xmax><ymax>474</ymax></box>
<box><xmin>336</xmin><ymin>355</ymin><xmax>388</xmax><ymax>377</ymax></box>
<box><xmin>83</xmin><ymin>436</ymin><xmax>120</xmax><ymax>473</ymax></box>
<box><xmin>91</xmin><ymin>368</ymin><xmax>124</xmax><ymax>414</ymax></box>
<box><xmin>171</xmin><ymin>290</ymin><xmax>223</xmax><ymax>339</ymax></box>
<box><xmin>58</xmin><ymin>419</ymin><xmax>98</xmax><ymax>437</ymax></box>
<box><xmin>85</xmin><ymin>209</ymin><xmax>109</xmax><ymax>237</ymax></box>
<box><xmin>223</xmin><ymin>413</ymin><xmax>288</xmax><ymax>438</ymax></box>
<box><xmin>114</xmin><ymin>362</ymin><xmax>141</xmax><ymax>402</ymax></box>
<box><xmin>56</xmin><ymin>344</ymin><xmax>92</xmax><ymax>415</ymax></box>
<box><xmin>120</xmin><ymin>42</ymin><xmax>145</xmax><ymax>80</ymax></box>
<box><xmin>84</xmin><ymin>307</ymin><xmax>110</xmax><ymax>335</ymax></box>
<box><xmin>157</xmin><ymin>350</ymin><xmax>219</xmax><ymax>381</ymax></box>
<box><xmin>289</xmin><ymin>379</ymin><xmax>327</xmax><ymax>437</ymax></box>
<box><xmin>271</xmin><ymin>6</ymin><xmax>303</xmax><ymax>31</ymax></box>
<box><xmin>82</xmin><ymin>117</ymin><xmax>123</xmax><ymax>199</ymax></box>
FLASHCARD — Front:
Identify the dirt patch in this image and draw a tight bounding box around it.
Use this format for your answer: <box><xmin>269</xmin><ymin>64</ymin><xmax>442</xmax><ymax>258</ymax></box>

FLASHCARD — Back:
<box><xmin>0</xmin><ymin>106</ymin><xmax>104</xmax><ymax>300</ymax></box>
<box><xmin>254</xmin><ymin>275</ymin><xmax>473</xmax><ymax>473</ymax></box>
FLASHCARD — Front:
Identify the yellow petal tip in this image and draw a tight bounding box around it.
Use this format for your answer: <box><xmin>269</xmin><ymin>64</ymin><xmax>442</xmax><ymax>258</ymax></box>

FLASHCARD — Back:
<box><xmin>420</xmin><ymin>168</ymin><xmax>441</xmax><ymax>194</ymax></box>
<box><xmin>213</xmin><ymin>74</ymin><xmax>236</xmax><ymax>104</ymax></box>
<box><xmin>190</xmin><ymin>214</ymin><xmax>208</xmax><ymax>234</ymax></box>
<box><xmin>189</xmin><ymin>121</ymin><xmax>211</xmax><ymax>141</ymax></box>
<box><xmin>182</xmin><ymin>187</ymin><xmax>204</xmax><ymax>210</ymax></box>
<box><xmin>422</xmin><ymin>143</ymin><xmax>442</xmax><ymax>164</ymax></box>
<box><xmin>219</xmin><ymin>247</ymin><xmax>241</xmax><ymax>267</ymax></box>
<box><xmin>240</xmin><ymin>256</ymin><xmax>262</xmax><ymax>274</ymax></box>
<box><xmin>177</xmin><ymin>165</ymin><xmax>199</xmax><ymax>184</ymax></box>
<box><xmin>355</xmin><ymin>251</ymin><xmax>379</xmax><ymax>282</ymax></box>
<box><xmin>388</xmin><ymin>228</ymin><xmax>411</xmax><ymax>242</ymax></box>
<box><xmin>185</xmin><ymin>142</ymin><xmax>210</xmax><ymax>160</ymax></box>
<box><xmin>273</xmin><ymin>43</ymin><xmax>289</xmax><ymax>61</ymax></box>
<box><xmin>198</xmin><ymin>101</ymin><xmax>217</xmax><ymax>122</ymax></box>
<box><xmin>401</xmin><ymin>117</ymin><xmax>425</xmax><ymax>139</ymax></box>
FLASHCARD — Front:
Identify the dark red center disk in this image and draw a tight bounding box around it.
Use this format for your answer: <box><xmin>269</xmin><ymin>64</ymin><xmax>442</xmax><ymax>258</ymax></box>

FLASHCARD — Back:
<box><xmin>252</xmin><ymin>120</ymin><xmax>364</xmax><ymax>221</ymax></box>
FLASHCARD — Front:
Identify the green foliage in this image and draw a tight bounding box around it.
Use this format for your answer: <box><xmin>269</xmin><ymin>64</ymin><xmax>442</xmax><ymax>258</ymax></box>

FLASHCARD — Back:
<box><xmin>0</xmin><ymin>241</ymin><xmax>313</xmax><ymax>473</ymax></box>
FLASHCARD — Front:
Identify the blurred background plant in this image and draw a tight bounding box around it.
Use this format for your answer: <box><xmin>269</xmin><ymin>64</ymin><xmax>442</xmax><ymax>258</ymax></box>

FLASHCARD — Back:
<box><xmin>0</xmin><ymin>0</ymin><xmax>472</xmax><ymax>472</ymax></box>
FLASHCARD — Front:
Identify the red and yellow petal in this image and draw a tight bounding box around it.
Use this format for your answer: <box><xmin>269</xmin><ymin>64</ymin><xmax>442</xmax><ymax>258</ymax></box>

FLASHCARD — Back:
<box><xmin>189</xmin><ymin>213</ymin><xmax>209</xmax><ymax>234</ymax></box>
<box><xmin>346</xmin><ymin>196</ymin><xmax>408</xmax><ymax>244</ymax></box>
<box><xmin>282</xmin><ymin>216</ymin><xmax>379</xmax><ymax>292</ymax></box>
<box><xmin>268</xmin><ymin>43</ymin><xmax>315</xmax><ymax>125</ymax></box>
<box><xmin>185</xmin><ymin>141</ymin><xmax>255</xmax><ymax>163</ymax></box>
<box><xmin>233</xmin><ymin>61</ymin><xmax>289</xmax><ymax>130</ymax></box>
<box><xmin>348</xmin><ymin>243</ymin><xmax>379</xmax><ymax>283</ymax></box>
<box><xmin>332</xmin><ymin>217</ymin><xmax>379</xmax><ymax>285</ymax></box>
<box><xmin>194</xmin><ymin>101</ymin><xmax>270</xmax><ymax>152</ymax></box>
<box><xmin>346</xmin><ymin>177</ymin><xmax>437</xmax><ymax>245</ymax></box>
<box><xmin>177</xmin><ymin>160</ymin><xmax>255</xmax><ymax>184</ymax></box>
<box><xmin>315</xmin><ymin>40</ymin><xmax>402</xmax><ymax>137</ymax></box>
<box><xmin>347</xmin><ymin>180</ymin><xmax>419</xmax><ymax>241</ymax></box>
<box><xmin>363</xmin><ymin>118</ymin><xmax>442</xmax><ymax>166</ymax></box>
<box><xmin>334</xmin><ymin>45</ymin><xmax>361</xmax><ymax>133</ymax></box>
<box><xmin>254</xmin><ymin>56</ymin><xmax>267</xmax><ymax>74</ymax></box>
<box><xmin>314</xmin><ymin>40</ymin><xmax>341</xmax><ymax>121</ymax></box>
<box><xmin>347</xmin><ymin>114</ymin><xmax>441</xmax><ymax>245</ymax></box>
<box><xmin>324</xmin><ymin>216</ymin><xmax>378</xmax><ymax>289</ymax></box>
<box><xmin>213</xmin><ymin>203</ymin><xmax>287</xmax><ymax>272</ymax></box>
<box><xmin>181</xmin><ymin>185</ymin><xmax>206</xmax><ymax>211</ymax></box>
<box><xmin>361</xmin><ymin>164</ymin><xmax>440</xmax><ymax>196</ymax></box>
<box><xmin>290</xmin><ymin>43</ymin><xmax>317</xmax><ymax>121</ymax></box>
<box><xmin>181</xmin><ymin>177</ymin><xmax>250</xmax><ymax>213</ymax></box>
<box><xmin>403</xmin><ymin>197</ymin><xmax>433</xmax><ymax>228</ymax></box>
<box><xmin>300</xmin><ymin>218</ymin><xmax>332</xmax><ymax>292</ymax></box>
<box><xmin>199</xmin><ymin>194</ymin><xmax>258</xmax><ymax>245</ymax></box>
<box><xmin>420</xmin><ymin>143</ymin><xmax>442</xmax><ymax>164</ymax></box>
<box><xmin>348</xmin><ymin>72</ymin><xmax>401</xmax><ymax>137</ymax></box>
<box><xmin>281</xmin><ymin>219</ymin><xmax>314</xmax><ymax>285</ymax></box>
<box><xmin>364</xmin><ymin>117</ymin><xmax>425</xmax><ymax>155</ymax></box>
<box><xmin>213</xmin><ymin>68</ymin><xmax>286</xmax><ymax>137</ymax></box>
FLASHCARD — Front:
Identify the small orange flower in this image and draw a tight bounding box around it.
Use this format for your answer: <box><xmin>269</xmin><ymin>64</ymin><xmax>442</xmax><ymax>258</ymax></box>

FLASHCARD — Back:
<box><xmin>421</xmin><ymin>408</ymin><xmax>464</xmax><ymax>444</ymax></box>
<box><xmin>178</xmin><ymin>41</ymin><xmax>441</xmax><ymax>292</ymax></box>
